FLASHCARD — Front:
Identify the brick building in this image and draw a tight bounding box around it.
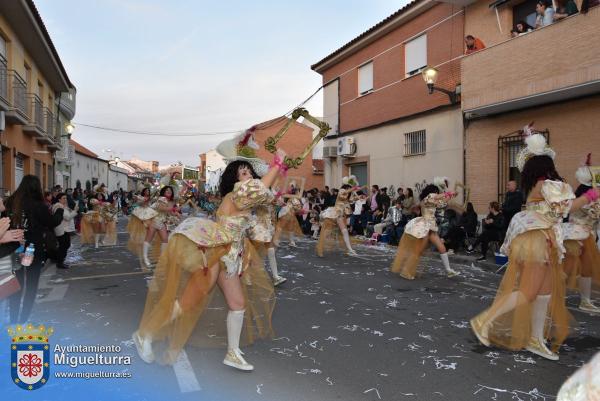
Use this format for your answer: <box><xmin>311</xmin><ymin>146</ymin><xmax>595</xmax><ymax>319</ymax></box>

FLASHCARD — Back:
<box><xmin>462</xmin><ymin>0</ymin><xmax>600</xmax><ymax>211</ymax></box>
<box><xmin>312</xmin><ymin>0</ymin><xmax>464</xmax><ymax>193</ymax></box>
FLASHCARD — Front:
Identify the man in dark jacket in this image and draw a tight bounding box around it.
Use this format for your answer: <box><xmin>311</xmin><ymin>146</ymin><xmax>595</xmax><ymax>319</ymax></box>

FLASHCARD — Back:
<box><xmin>502</xmin><ymin>180</ymin><xmax>523</xmax><ymax>228</ymax></box>
<box><xmin>468</xmin><ymin>202</ymin><xmax>505</xmax><ymax>261</ymax></box>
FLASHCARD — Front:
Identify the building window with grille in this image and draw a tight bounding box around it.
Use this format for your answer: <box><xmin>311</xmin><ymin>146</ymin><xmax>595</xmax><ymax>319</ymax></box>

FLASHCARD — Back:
<box><xmin>34</xmin><ymin>160</ymin><xmax>41</xmax><ymax>179</ymax></box>
<box><xmin>404</xmin><ymin>130</ymin><xmax>426</xmax><ymax>156</ymax></box>
<box><xmin>358</xmin><ymin>61</ymin><xmax>373</xmax><ymax>95</ymax></box>
<box><xmin>405</xmin><ymin>34</ymin><xmax>427</xmax><ymax>77</ymax></box>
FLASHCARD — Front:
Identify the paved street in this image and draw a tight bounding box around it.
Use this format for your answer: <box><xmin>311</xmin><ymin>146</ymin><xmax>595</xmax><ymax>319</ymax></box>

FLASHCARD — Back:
<box><xmin>2</xmin><ymin>217</ymin><xmax>600</xmax><ymax>401</ymax></box>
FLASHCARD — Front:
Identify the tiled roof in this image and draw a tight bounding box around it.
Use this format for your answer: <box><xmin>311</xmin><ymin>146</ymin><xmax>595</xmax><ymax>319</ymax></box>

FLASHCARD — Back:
<box><xmin>69</xmin><ymin>139</ymin><xmax>98</xmax><ymax>158</ymax></box>
<box><xmin>311</xmin><ymin>0</ymin><xmax>424</xmax><ymax>72</ymax></box>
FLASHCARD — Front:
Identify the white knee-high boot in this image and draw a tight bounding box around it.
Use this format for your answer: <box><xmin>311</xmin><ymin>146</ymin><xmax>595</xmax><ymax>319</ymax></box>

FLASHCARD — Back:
<box><xmin>223</xmin><ymin>310</ymin><xmax>253</xmax><ymax>371</ymax></box>
<box><xmin>440</xmin><ymin>253</ymin><xmax>459</xmax><ymax>277</ymax></box>
<box><xmin>578</xmin><ymin>277</ymin><xmax>600</xmax><ymax>313</ymax></box>
<box><xmin>471</xmin><ymin>291</ymin><xmax>522</xmax><ymax>347</ymax></box>
<box><xmin>289</xmin><ymin>234</ymin><xmax>297</xmax><ymax>247</ymax></box>
<box><xmin>95</xmin><ymin>234</ymin><xmax>101</xmax><ymax>249</ymax></box>
<box><xmin>526</xmin><ymin>294</ymin><xmax>558</xmax><ymax>360</ymax></box>
<box><xmin>342</xmin><ymin>229</ymin><xmax>356</xmax><ymax>255</ymax></box>
<box><xmin>142</xmin><ymin>242</ymin><xmax>152</xmax><ymax>267</ymax></box>
<box><xmin>268</xmin><ymin>247</ymin><xmax>286</xmax><ymax>286</ymax></box>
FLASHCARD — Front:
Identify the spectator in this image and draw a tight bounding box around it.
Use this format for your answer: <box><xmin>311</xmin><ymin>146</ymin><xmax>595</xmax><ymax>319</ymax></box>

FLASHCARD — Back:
<box><xmin>581</xmin><ymin>0</ymin><xmax>600</xmax><ymax>13</ymax></box>
<box><xmin>0</xmin><ymin>197</ymin><xmax>25</xmax><ymax>306</ymax></box>
<box><xmin>44</xmin><ymin>191</ymin><xmax>53</xmax><ymax>210</ymax></box>
<box><xmin>401</xmin><ymin>188</ymin><xmax>415</xmax><ymax>215</ymax></box>
<box><xmin>467</xmin><ymin>201</ymin><xmax>505</xmax><ymax>261</ymax></box>
<box><xmin>554</xmin><ymin>0</ymin><xmax>578</xmax><ymax>20</ymax></box>
<box><xmin>395</xmin><ymin>187</ymin><xmax>405</xmax><ymax>204</ymax></box>
<box><xmin>6</xmin><ymin>175</ymin><xmax>64</xmax><ymax>323</ymax></box>
<box><xmin>445</xmin><ymin>202</ymin><xmax>478</xmax><ymax>253</ymax></box>
<box><xmin>350</xmin><ymin>191</ymin><xmax>367</xmax><ymax>235</ymax></box>
<box><xmin>536</xmin><ymin>0</ymin><xmax>555</xmax><ymax>28</ymax></box>
<box><xmin>330</xmin><ymin>188</ymin><xmax>339</xmax><ymax>206</ymax></box>
<box><xmin>502</xmin><ymin>180</ymin><xmax>524</xmax><ymax>228</ymax></box>
<box><xmin>379</xmin><ymin>198</ymin><xmax>405</xmax><ymax>245</ymax></box>
<box><xmin>511</xmin><ymin>20</ymin><xmax>534</xmax><ymax>37</ymax></box>
<box><xmin>66</xmin><ymin>188</ymin><xmax>76</xmax><ymax>209</ymax></box>
<box><xmin>52</xmin><ymin>193</ymin><xmax>78</xmax><ymax>269</ymax></box>
<box><xmin>464</xmin><ymin>35</ymin><xmax>486</xmax><ymax>54</ymax></box>
<box><xmin>379</xmin><ymin>187</ymin><xmax>391</xmax><ymax>217</ymax></box>
<box><xmin>72</xmin><ymin>188</ymin><xmax>87</xmax><ymax>232</ymax></box>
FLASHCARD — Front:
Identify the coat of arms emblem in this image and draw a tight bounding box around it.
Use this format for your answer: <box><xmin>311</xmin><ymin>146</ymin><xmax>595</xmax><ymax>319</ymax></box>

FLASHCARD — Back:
<box><xmin>8</xmin><ymin>323</ymin><xmax>53</xmax><ymax>390</ymax></box>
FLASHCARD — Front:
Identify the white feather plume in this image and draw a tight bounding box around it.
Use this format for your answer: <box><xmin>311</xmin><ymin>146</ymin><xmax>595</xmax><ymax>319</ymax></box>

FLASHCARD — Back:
<box><xmin>575</xmin><ymin>167</ymin><xmax>592</xmax><ymax>186</ymax></box>
<box><xmin>524</xmin><ymin>133</ymin><xmax>547</xmax><ymax>155</ymax></box>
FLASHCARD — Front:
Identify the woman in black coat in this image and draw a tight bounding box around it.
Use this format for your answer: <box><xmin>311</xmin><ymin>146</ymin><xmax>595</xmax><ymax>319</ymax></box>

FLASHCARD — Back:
<box><xmin>6</xmin><ymin>175</ymin><xmax>64</xmax><ymax>323</ymax></box>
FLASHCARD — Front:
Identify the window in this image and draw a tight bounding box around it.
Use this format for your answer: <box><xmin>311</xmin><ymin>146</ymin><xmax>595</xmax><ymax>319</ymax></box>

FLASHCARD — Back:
<box><xmin>404</xmin><ymin>130</ymin><xmax>426</xmax><ymax>156</ymax></box>
<box><xmin>34</xmin><ymin>160</ymin><xmax>41</xmax><ymax>179</ymax></box>
<box><xmin>513</xmin><ymin>0</ymin><xmax>538</xmax><ymax>30</ymax></box>
<box><xmin>24</xmin><ymin>63</ymin><xmax>31</xmax><ymax>89</ymax></box>
<box><xmin>358</xmin><ymin>61</ymin><xmax>373</xmax><ymax>95</ymax></box>
<box><xmin>405</xmin><ymin>34</ymin><xmax>427</xmax><ymax>77</ymax></box>
<box><xmin>0</xmin><ymin>35</ymin><xmax>6</xmax><ymax>60</ymax></box>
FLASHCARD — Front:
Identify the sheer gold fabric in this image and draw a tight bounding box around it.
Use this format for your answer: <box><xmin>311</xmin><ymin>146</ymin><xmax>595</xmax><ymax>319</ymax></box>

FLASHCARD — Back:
<box><xmin>390</xmin><ymin>234</ymin><xmax>429</xmax><ymax>279</ymax></box>
<box><xmin>316</xmin><ymin>219</ymin><xmax>345</xmax><ymax>257</ymax></box>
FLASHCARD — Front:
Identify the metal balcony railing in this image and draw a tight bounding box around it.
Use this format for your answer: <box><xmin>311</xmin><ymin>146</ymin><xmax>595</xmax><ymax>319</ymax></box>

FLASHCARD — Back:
<box><xmin>0</xmin><ymin>54</ymin><xmax>8</xmax><ymax>105</ymax></box>
<box><xmin>45</xmin><ymin>107</ymin><xmax>55</xmax><ymax>139</ymax></box>
<box><xmin>10</xmin><ymin>71</ymin><xmax>27</xmax><ymax>118</ymax></box>
<box><xmin>28</xmin><ymin>94</ymin><xmax>45</xmax><ymax>132</ymax></box>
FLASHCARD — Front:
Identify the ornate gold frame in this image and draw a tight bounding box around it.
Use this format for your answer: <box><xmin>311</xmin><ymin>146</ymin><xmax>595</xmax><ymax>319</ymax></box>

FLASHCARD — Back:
<box><xmin>264</xmin><ymin>107</ymin><xmax>331</xmax><ymax>169</ymax></box>
<box><xmin>454</xmin><ymin>182</ymin><xmax>470</xmax><ymax>209</ymax></box>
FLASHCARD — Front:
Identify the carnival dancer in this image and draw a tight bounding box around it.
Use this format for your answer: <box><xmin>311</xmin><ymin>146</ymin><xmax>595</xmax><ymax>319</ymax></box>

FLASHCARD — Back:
<box><xmin>80</xmin><ymin>186</ymin><xmax>118</xmax><ymax>248</ymax></box>
<box><xmin>316</xmin><ymin>175</ymin><xmax>360</xmax><ymax>257</ymax></box>
<box><xmin>140</xmin><ymin>185</ymin><xmax>181</xmax><ymax>268</ymax></box>
<box><xmin>470</xmin><ymin>126</ymin><xmax>600</xmax><ymax>360</ymax></box>
<box><xmin>132</xmin><ymin>129</ymin><xmax>286</xmax><ymax>371</ymax></box>
<box><xmin>273</xmin><ymin>197</ymin><xmax>303</xmax><ymax>248</ymax></box>
<box><xmin>390</xmin><ymin>179</ymin><xmax>460</xmax><ymax>280</ymax></box>
<box><xmin>562</xmin><ymin>153</ymin><xmax>600</xmax><ymax>314</ymax></box>
<box><xmin>126</xmin><ymin>187</ymin><xmax>159</xmax><ymax>264</ymax></box>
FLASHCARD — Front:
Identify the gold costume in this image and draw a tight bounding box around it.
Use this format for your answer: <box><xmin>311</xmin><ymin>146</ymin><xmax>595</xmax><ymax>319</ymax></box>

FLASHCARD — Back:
<box><xmin>391</xmin><ymin>193</ymin><xmax>450</xmax><ymax>279</ymax></box>
<box><xmin>274</xmin><ymin>198</ymin><xmax>303</xmax><ymax>244</ymax></box>
<box><xmin>316</xmin><ymin>188</ymin><xmax>357</xmax><ymax>257</ymax></box>
<box><xmin>471</xmin><ymin>180</ymin><xmax>575</xmax><ymax>353</ymax></box>
<box><xmin>80</xmin><ymin>198</ymin><xmax>117</xmax><ymax>246</ymax></box>
<box><xmin>136</xmin><ymin>179</ymin><xmax>276</xmax><ymax>364</ymax></box>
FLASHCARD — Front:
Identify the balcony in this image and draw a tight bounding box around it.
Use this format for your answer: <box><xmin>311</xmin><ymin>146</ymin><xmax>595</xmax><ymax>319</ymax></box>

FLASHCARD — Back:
<box><xmin>38</xmin><ymin>107</ymin><xmax>59</xmax><ymax>148</ymax></box>
<box><xmin>23</xmin><ymin>94</ymin><xmax>45</xmax><ymax>137</ymax></box>
<box><xmin>461</xmin><ymin>7</ymin><xmax>600</xmax><ymax>119</ymax></box>
<box><xmin>5</xmin><ymin>71</ymin><xmax>29</xmax><ymax>125</ymax></box>
<box><xmin>0</xmin><ymin>54</ymin><xmax>8</xmax><ymax>111</ymax></box>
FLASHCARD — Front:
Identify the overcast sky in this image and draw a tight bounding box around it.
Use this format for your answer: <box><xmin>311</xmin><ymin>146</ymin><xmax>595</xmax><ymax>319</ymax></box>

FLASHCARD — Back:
<box><xmin>36</xmin><ymin>0</ymin><xmax>409</xmax><ymax>165</ymax></box>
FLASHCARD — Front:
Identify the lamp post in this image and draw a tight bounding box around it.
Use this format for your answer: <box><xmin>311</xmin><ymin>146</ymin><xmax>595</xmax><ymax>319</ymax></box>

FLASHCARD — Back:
<box><xmin>421</xmin><ymin>66</ymin><xmax>459</xmax><ymax>105</ymax></box>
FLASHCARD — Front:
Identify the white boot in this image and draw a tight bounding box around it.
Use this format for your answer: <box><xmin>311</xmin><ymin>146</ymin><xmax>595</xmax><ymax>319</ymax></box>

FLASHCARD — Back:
<box><xmin>160</xmin><ymin>242</ymin><xmax>168</xmax><ymax>256</ymax></box>
<box><xmin>578</xmin><ymin>277</ymin><xmax>600</xmax><ymax>314</ymax></box>
<box><xmin>95</xmin><ymin>234</ymin><xmax>101</xmax><ymax>249</ymax></box>
<box><xmin>142</xmin><ymin>242</ymin><xmax>152</xmax><ymax>267</ymax></box>
<box><xmin>268</xmin><ymin>247</ymin><xmax>286</xmax><ymax>286</ymax></box>
<box><xmin>132</xmin><ymin>331</ymin><xmax>154</xmax><ymax>363</ymax></box>
<box><xmin>526</xmin><ymin>294</ymin><xmax>558</xmax><ymax>360</ymax></box>
<box><xmin>289</xmin><ymin>234</ymin><xmax>297</xmax><ymax>248</ymax></box>
<box><xmin>223</xmin><ymin>309</ymin><xmax>253</xmax><ymax>371</ymax></box>
<box><xmin>471</xmin><ymin>291</ymin><xmax>521</xmax><ymax>347</ymax></box>
<box><xmin>440</xmin><ymin>253</ymin><xmax>459</xmax><ymax>277</ymax></box>
<box><xmin>342</xmin><ymin>229</ymin><xmax>356</xmax><ymax>256</ymax></box>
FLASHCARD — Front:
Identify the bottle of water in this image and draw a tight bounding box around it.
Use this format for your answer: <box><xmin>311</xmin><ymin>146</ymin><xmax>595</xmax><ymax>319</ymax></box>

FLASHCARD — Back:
<box><xmin>21</xmin><ymin>243</ymin><xmax>35</xmax><ymax>267</ymax></box>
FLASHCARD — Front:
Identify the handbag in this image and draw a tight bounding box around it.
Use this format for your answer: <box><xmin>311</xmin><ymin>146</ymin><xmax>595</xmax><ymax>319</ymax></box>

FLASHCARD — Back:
<box><xmin>0</xmin><ymin>254</ymin><xmax>20</xmax><ymax>300</ymax></box>
<box><xmin>44</xmin><ymin>229</ymin><xmax>59</xmax><ymax>252</ymax></box>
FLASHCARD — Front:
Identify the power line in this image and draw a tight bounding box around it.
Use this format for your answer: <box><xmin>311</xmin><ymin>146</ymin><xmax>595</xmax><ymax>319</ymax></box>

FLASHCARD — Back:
<box><xmin>73</xmin><ymin>85</ymin><xmax>325</xmax><ymax>137</ymax></box>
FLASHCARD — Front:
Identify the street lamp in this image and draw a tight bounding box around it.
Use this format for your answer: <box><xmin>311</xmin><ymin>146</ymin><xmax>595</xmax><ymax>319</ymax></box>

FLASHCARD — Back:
<box><xmin>65</xmin><ymin>122</ymin><xmax>74</xmax><ymax>136</ymax></box>
<box><xmin>421</xmin><ymin>66</ymin><xmax>459</xmax><ymax>105</ymax></box>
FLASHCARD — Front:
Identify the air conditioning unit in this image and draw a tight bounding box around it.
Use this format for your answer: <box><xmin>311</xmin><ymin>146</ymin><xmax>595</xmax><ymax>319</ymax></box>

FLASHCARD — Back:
<box><xmin>337</xmin><ymin>137</ymin><xmax>356</xmax><ymax>157</ymax></box>
<box><xmin>323</xmin><ymin>146</ymin><xmax>337</xmax><ymax>158</ymax></box>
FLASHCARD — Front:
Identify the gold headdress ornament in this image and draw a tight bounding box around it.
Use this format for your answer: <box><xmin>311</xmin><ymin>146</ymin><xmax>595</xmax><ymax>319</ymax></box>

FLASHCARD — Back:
<box><xmin>575</xmin><ymin>153</ymin><xmax>593</xmax><ymax>186</ymax></box>
<box><xmin>216</xmin><ymin>126</ymin><xmax>269</xmax><ymax>177</ymax></box>
<box><xmin>264</xmin><ymin>108</ymin><xmax>330</xmax><ymax>169</ymax></box>
<box><xmin>7</xmin><ymin>323</ymin><xmax>54</xmax><ymax>343</ymax></box>
<box><xmin>516</xmin><ymin>122</ymin><xmax>555</xmax><ymax>172</ymax></box>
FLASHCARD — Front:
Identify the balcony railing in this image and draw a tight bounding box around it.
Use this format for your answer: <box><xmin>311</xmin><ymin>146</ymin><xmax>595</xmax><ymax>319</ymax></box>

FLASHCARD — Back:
<box><xmin>45</xmin><ymin>107</ymin><xmax>55</xmax><ymax>138</ymax></box>
<box><xmin>29</xmin><ymin>94</ymin><xmax>45</xmax><ymax>132</ymax></box>
<box><xmin>10</xmin><ymin>71</ymin><xmax>28</xmax><ymax>118</ymax></box>
<box><xmin>461</xmin><ymin>7</ymin><xmax>600</xmax><ymax>117</ymax></box>
<box><xmin>0</xmin><ymin>54</ymin><xmax>8</xmax><ymax>109</ymax></box>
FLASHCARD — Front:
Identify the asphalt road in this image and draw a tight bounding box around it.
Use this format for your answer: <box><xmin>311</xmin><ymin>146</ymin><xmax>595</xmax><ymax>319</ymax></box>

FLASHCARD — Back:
<box><xmin>2</xmin><ymin>217</ymin><xmax>599</xmax><ymax>401</ymax></box>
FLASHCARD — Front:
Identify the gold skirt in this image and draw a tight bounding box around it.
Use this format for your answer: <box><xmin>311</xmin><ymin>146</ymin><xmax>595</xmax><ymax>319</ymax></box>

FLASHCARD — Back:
<box><xmin>80</xmin><ymin>213</ymin><xmax>117</xmax><ymax>245</ymax></box>
<box><xmin>390</xmin><ymin>233</ymin><xmax>429</xmax><ymax>279</ymax></box>
<box><xmin>136</xmin><ymin>234</ymin><xmax>275</xmax><ymax>364</ymax></box>
<box><xmin>563</xmin><ymin>236</ymin><xmax>600</xmax><ymax>289</ymax></box>
<box><xmin>274</xmin><ymin>213</ymin><xmax>302</xmax><ymax>243</ymax></box>
<box><xmin>126</xmin><ymin>215</ymin><xmax>161</xmax><ymax>263</ymax></box>
<box><xmin>316</xmin><ymin>218</ymin><xmax>345</xmax><ymax>257</ymax></box>
<box><xmin>472</xmin><ymin>229</ymin><xmax>573</xmax><ymax>352</ymax></box>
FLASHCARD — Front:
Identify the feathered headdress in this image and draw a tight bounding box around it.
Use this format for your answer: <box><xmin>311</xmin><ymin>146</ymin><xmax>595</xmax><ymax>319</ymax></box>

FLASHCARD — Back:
<box><xmin>575</xmin><ymin>153</ymin><xmax>593</xmax><ymax>186</ymax></box>
<box><xmin>342</xmin><ymin>175</ymin><xmax>359</xmax><ymax>187</ymax></box>
<box><xmin>516</xmin><ymin>122</ymin><xmax>555</xmax><ymax>172</ymax></box>
<box><xmin>216</xmin><ymin>126</ymin><xmax>269</xmax><ymax>177</ymax></box>
<box><xmin>433</xmin><ymin>176</ymin><xmax>449</xmax><ymax>191</ymax></box>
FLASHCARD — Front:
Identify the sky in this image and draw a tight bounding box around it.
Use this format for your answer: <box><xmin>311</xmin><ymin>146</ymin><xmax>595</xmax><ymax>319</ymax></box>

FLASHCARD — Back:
<box><xmin>35</xmin><ymin>0</ymin><xmax>410</xmax><ymax>166</ymax></box>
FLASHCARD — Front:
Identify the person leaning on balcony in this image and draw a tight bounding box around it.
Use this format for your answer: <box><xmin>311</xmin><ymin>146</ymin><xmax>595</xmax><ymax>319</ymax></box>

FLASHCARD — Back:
<box><xmin>511</xmin><ymin>20</ymin><xmax>534</xmax><ymax>37</ymax></box>
<box><xmin>464</xmin><ymin>35</ymin><xmax>486</xmax><ymax>55</ymax></box>
<box><xmin>535</xmin><ymin>0</ymin><xmax>556</xmax><ymax>28</ymax></box>
<box><xmin>554</xmin><ymin>0</ymin><xmax>579</xmax><ymax>20</ymax></box>
<box><xmin>581</xmin><ymin>0</ymin><xmax>600</xmax><ymax>13</ymax></box>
